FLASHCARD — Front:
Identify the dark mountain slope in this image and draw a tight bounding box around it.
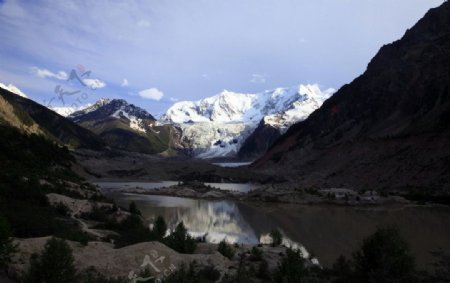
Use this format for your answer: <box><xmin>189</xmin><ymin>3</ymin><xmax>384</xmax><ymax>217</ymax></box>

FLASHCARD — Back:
<box><xmin>253</xmin><ymin>2</ymin><xmax>450</xmax><ymax>192</ymax></box>
<box><xmin>238</xmin><ymin>119</ymin><xmax>282</xmax><ymax>160</ymax></box>
<box><xmin>0</xmin><ymin>88</ymin><xmax>104</xmax><ymax>149</ymax></box>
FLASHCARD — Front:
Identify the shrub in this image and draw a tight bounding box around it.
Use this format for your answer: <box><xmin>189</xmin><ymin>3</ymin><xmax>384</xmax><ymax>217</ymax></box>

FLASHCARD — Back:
<box><xmin>163</xmin><ymin>263</ymin><xmax>197</xmax><ymax>283</ymax></box>
<box><xmin>198</xmin><ymin>265</ymin><xmax>221</xmax><ymax>282</ymax></box>
<box><xmin>129</xmin><ymin>201</ymin><xmax>141</xmax><ymax>216</ymax></box>
<box><xmin>352</xmin><ymin>227</ymin><xmax>416</xmax><ymax>283</ymax></box>
<box><xmin>427</xmin><ymin>250</ymin><xmax>450</xmax><ymax>282</ymax></box>
<box><xmin>164</xmin><ymin>222</ymin><xmax>196</xmax><ymax>254</ymax></box>
<box><xmin>257</xmin><ymin>259</ymin><xmax>271</xmax><ymax>280</ymax></box>
<box><xmin>274</xmin><ymin>248</ymin><xmax>308</xmax><ymax>283</ymax></box>
<box><xmin>249</xmin><ymin>246</ymin><xmax>263</xmax><ymax>261</ymax></box>
<box><xmin>0</xmin><ymin>214</ymin><xmax>16</xmax><ymax>269</ymax></box>
<box><xmin>82</xmin><ymin>268</ymin><xmax>127</xmax><ymax>283</ymax></box>
<box><xmin>55</xmin><ymin>202</ymin><xmax>70</xmax><ymax>217</ymax></box>
<box><xmin>269</xmin><ymin>229</ymin><xmax>283</xmax><ymax>247</ymax></box>
<box><xmin>235</xmin><ymin>253</ymin><xmax>251</xmax><ymax>283</ymax></box>
<box><xmin>24</xmin><ymin>237</ymin><xmax>77</xmax><ymax>283</ymax></box>
<box><xmin>110</xmin><ymin>215</ymin><xmax>154</xmax><ymax>248</ymax></box>
<box><xmin>217</xmin><ymin>239</ymin><xmax>235</xmax><ymax>260</ymax></box>
<box><xmin>330</xmin><ymin>255</ymin><xmax>353</xmax><ymax>283</ymax></box>
<box><xmin>152</xmin><ymin>216</ymin><xmax>168</xmax><ymax>240</ymax></box>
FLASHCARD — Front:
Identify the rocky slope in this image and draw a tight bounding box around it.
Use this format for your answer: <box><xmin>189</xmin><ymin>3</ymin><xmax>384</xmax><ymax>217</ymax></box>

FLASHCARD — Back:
<box><xmin>237</xmin><ymin>119</ymin><xmax>282</xmax><ymax>160</ymax></box>
<box><xmin>253</xmin><ymin>2</ymin><xmax>450</xmax><ymax>192</ymax></box>
<box><xmin>68</xmin><ymin>99</ymin><xmax>178</xmax><ymax>155</ymax></box>
<box><xmin>163</xmin><ymin>84</ymin><xmax>334</xmax><ymax>159</ymax></box>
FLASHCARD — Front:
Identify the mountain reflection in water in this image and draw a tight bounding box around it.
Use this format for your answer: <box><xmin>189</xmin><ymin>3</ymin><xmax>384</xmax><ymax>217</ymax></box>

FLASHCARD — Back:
<box><xmin>116</xmin><ymin>193</ymin><xmax>264</xmax><ymax>244</ymax></box>
<box><xmin>105</xmin><ymin>191</ymin><xmax>450</xmax><ymax>268</ymax></box>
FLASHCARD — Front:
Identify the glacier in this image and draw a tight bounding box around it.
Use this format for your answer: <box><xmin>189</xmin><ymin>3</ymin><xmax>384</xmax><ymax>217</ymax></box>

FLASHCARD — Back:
<box><xmin>163</xmin><ymin>84</ymin><xmax>335</xmax><ymax>159</ymax></box>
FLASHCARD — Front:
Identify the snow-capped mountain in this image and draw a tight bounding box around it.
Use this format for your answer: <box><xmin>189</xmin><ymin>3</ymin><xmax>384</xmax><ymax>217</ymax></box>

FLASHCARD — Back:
<box><xmin>164</xmin><ymin>84</ymin><xmax>334</xmax><ymax>126</ymax></box>
<box><xmin>69</xmin><ymin>98</ymin><xmax>157</xmax><ymax>133</ymax></box>
<box><xmin>68</xmin><ymin>99</ymin><xmax>174</xmax><ymax>154</ymax></box>
<box><xmin>163</xmin><ymin>84</ymin><xmax>335</xmax><ymax>159</ymax></box>
<box><xmin>0</xmin><ymin>83</ymin><xmax>28</xmax><ymax>98</ymax></box>
<box><xmin>69</xmin><ymin>98</ymin><xmax>154</xmax><ymax>121</ymax></box>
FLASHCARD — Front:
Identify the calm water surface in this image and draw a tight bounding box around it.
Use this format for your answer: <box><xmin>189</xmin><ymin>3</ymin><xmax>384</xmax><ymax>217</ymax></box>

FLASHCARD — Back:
<box><xmin>102</xmin><ymin>184</ymin><xmax>450</xmax><ymax>268</ymax></box>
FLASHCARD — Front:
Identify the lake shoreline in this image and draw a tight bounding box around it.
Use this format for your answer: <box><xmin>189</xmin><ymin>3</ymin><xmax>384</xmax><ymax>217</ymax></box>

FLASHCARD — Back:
<box><xmin>103</xmin><ymin>186</ymin><xmax>450</xmax><ymax>270</ymax></box>
<box><xmin>100</xmin><ymin>181</ymin><xmax>420</xmax><ymax>207</ymax></box>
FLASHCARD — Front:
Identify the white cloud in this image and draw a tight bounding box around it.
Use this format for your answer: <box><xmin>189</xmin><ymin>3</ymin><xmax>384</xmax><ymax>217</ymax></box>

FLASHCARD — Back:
<box><xmin>250</xmin><ymin>73</ymin><xmax>267</xmax><ymax>84</ymax></box>
<box><xmin>121</xmin><ymin>78</ymin><xmax>129</xmax><ymax>87</ymax></box>
<box><xmin>31</xmin><ymin>66</ymin><xmax>106</xmax><ymax>90</ymax></box>
<box><xmin>137</xmin><ymin>20</ymin><xmax>151</xmax><ymax>28</ymax></box>
<box><xmin>83</xmin><ymin>78</ymin><xmax>106</xmax><ymax>89</ymax></box>
<box><xmin>31</xmin><ymin>67</ymin><xmax>68</xmax><ymax>80</ymax></box>
<box><xmin>169</xmin><ymin>97</ymin><xmax>178</xmax><ymax>102</ymax></box>
<box><xmin>139</xmin><ymin>88</ymin><xmax>164</xmax><ymax>101</ymax></box>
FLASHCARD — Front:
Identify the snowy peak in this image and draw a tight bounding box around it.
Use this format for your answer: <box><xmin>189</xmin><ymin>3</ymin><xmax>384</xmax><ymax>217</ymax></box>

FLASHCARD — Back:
<box><xmin>164</xmin><ymin>84</ymin><xmax>334</xmax><ymax>127</ymax></box>
<box><xmin>0</xmin><ymin>83</ymin><xmax>28</xmax><ymax>98</ymax></box>
<box><xmin>262</xmin><ymin>84</ymin><xmax>335</xmax><ymax>129</ymax></box>
<box><xmin>68</xmin><ymin>99</ymin><xmax>158</xmax><ymax>134</ymax></box>
<box><xmin>163</xmin><ymin>83</ymin><xmax>335</xmax><ymax>158</ymax></box>
<box><xmin>69</xmin><ymin>99</ymin><xmax>155</xmax><ymax>122</ymax></box>
<box><xmin>164</xmin><ymin>91</ymin><xmax>256</xmax><ymax>124</ymax></box>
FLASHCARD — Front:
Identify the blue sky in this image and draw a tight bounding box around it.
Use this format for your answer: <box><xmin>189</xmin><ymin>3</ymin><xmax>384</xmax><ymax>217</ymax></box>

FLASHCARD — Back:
<box><xmin>0</xmin><ymin>0</ymin><xmax>445</xmax><ymax>115</ymax></box>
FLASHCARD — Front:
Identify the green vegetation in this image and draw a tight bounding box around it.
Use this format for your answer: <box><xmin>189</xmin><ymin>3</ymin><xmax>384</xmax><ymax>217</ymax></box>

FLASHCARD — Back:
<box><xmin>426</xmin><ymin>250</ymin><xmax>450</xmax><ymax>283</ymax></box>
<box><xmin>129</xmin><ymin>201</ymin><xmax>142</xmax><ymax>216</ymax></box>
<box><xmin>94</xmin><ymin>122</ymin><xmax>171</xmax><ymax>154</ymax></box>
<box><xmin>97</xmin><ymin>214</ymin><xmax>195</xmax><ymax>254</ymax></box>
<box><xmin>270</xmin><ymin>229</ymin><xmax>283</xmax><ymax>247</ymax></box>
<box><xmin>99</xmin><ymin>214</ymin><xmax>154</xmax><ymax>248</ymax></box>
<box><xmin>24</xmin><ymin>237</ymin><xmax>77</xmax><ymax>283</ymax></box>
<box><xmin>153</xmin><ymin>216</ymin><xmax>168</xmax><ymax>240</ymax></box>
<box><xmin>82</xmin><ymin>272</ymin><xmax>127</xmax><ymax>283</ymax></box>
<box><xmin>257</xmin><ymin>259</ymin><xmax>271</xmax><ymax>281</ymax></box>
<box><xmin>352</xmin><ymin>227</ymin><xmax>416</xmax><ymax>283</ymax></box>
<box><xmin>163</xmin><ymin>262</ymin><xmax>220</xmax><ymax>283</ymax></box>
<box><xmin>0</xmin><ymin>214</ymin><xmax>16</xmax><ymax>269</ymax></box>
<box><xmin>274</xmin><ymin>248</ymin><xmax>309</xmax><ymax>283</ymax></box>
<box><xmin>329</xmin><ymin>227</ymin><xmax>419</xmax><ymax>283</ymax></box>
<box><xmin>24</xmin><ymin>239</ymin><xmax>129</xmax><ymax>283</ymax></box>
<box><xmin>164</xmin><ymin>222</ymin><xmax>197</xmax><ymax>254</ymax></box>
<box><xmin>217</xmin><ymin>239</ymin><xmax>235</xmax><ymax>260</ymax></box>
<box><xmin>249</xmin><ymin>246</ymin><xmax>263</xmax><ymax>262</ymax></box>
<box><xmin>0</xmin><ymin>124</ymin><xmax>93</xmax><ymax>244</ymax></box>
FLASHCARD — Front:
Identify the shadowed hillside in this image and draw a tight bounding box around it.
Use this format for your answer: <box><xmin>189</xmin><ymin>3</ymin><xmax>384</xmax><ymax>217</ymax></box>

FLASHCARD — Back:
<box><xmin>253</xmin><ymin>2</ymin><xmax>450</xmax><ymax>192</ymax></box>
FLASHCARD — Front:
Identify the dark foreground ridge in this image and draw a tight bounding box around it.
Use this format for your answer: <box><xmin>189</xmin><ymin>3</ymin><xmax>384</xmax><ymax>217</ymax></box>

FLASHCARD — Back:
<box><xmin>254</xmin><ymin>1</ymin><xmax>450</xmax><ymax>192</ymax></box>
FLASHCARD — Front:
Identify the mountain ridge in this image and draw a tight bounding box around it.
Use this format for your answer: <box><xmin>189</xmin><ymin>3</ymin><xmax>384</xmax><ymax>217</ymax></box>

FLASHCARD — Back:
<box><xmin>0</xmin><ymin>87</ymin><xmax>104</xmax><ymax>149</ymax></box>
<box><xmin>67</xmin><ymin>98</ymin><xmax>175</xmax><ymax>154</ymax></box>
<box><xmin>163</xmin><ymin>84</ymin><xmax>334</xmax><ymax>159</ymax></box>
<box><xmin>253</xmin><ymin>1</ymin><xmax>450</xmax><ymax>191</ymax></box>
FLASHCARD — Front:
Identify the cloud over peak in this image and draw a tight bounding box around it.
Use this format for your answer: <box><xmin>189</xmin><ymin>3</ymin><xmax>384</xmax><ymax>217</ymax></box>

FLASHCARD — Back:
<box><xmin>139</xmin><ymin>88</ymin><xmax>164</xmax><ymax>101</ymax></box>
<box><xmin>83</xmin><ymin>78</ymin><xmax>106</xmax><ymax>89</ymax></box>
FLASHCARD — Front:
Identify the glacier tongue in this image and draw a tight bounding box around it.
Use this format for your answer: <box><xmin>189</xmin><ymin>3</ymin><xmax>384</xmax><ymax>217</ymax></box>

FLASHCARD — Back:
<box><xmin>164</xmin><ymin>84</ymin><xmax>335</xmax><ymax>159</ymax></box>
<box><xmin>178</xmin><ymin>122</ymin><xmax>254</xmax><ymax>158</ymax></box>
